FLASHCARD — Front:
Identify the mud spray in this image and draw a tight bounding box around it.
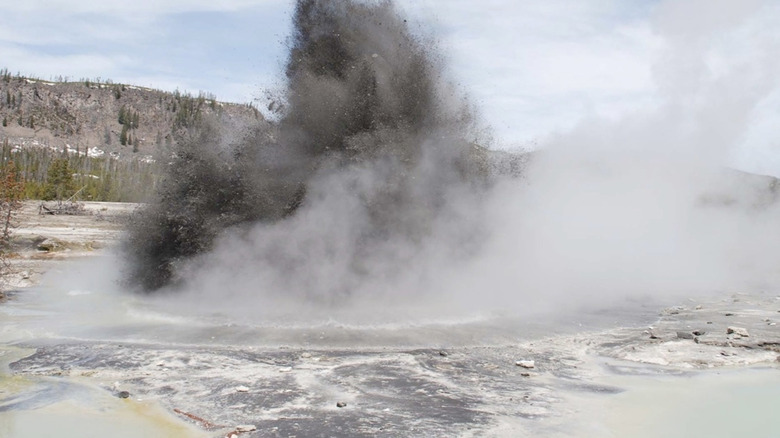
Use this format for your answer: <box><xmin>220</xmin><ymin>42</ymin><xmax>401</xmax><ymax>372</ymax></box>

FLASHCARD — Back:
<box><xmin>123</xmin><ymin>0</ymin><xmax>780</xmax><ymax>324</ymax></box>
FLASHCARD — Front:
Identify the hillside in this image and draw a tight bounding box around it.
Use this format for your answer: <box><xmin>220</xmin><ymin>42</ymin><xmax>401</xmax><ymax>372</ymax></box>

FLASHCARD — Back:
<box><xmin>0</xmin><ymin>69</ymin><xmax>262</xmax><ymax>160</ymax></box>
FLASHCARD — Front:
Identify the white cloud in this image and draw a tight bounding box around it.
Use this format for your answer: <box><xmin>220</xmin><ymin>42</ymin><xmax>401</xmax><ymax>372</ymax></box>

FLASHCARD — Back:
<box><xmin>0</xmin><ymin>0</ymin><xmax>286</xmax><ymax>15</ymax></box>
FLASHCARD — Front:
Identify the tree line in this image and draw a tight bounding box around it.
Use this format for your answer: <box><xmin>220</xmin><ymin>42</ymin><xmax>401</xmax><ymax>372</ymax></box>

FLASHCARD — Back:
<box><xmin>1</xmin><ymin>140</ymin><xmax>160</xmax><ymax>202</ymax></box>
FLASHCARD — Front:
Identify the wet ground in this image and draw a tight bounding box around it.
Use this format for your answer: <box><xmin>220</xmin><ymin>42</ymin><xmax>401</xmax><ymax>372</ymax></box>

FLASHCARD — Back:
<box><xmin>2</xmin><ymin>271</ymin><xmax>779</xmax><ymax>437</ymax></box>
<box><xmin>0</xmin><ymin>204</ymin><xmax>779</xmax><ymax>437</ymax></box>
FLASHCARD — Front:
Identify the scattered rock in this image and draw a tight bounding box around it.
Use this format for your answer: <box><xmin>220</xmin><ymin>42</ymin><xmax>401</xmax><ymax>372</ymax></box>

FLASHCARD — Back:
<box><xmin>300</xmin><ymin>352</ymin><xmax>312</xmax><ymax>359</ymax></box>
<box><xmin>727</xmin><ymin>326</ymin><xmax>749</xmax><ymax>337</ymax></box>
<box><xmin>695</xmin><ymin>305</ymin><xmax>703</xmax><ymax>310</ymax></box>
<box><xmin>520</xmin><ymin>372</ymin><xmax>531</xmax><ymax>377</ymax></box>
<box><xmin>515</xmin><ymin>360</ymin><xmax>535</xmax><ymax>369</ymax></box>
<box><xmin>676</xmin><ymin>331</ymin><xmax>695</xmax><ymax>340</ymax></box>
<box><xmin>692</xmin><ymin>330</ymin><xmax>706</xmax><ymax>336</ymax></box>
<box><xmin>438</xmin><ymin>351</ymin><xmax>448</xmax><ymax>357</ymax></box>
<box><xmin>724</xmin><ymin>312</ymin><xmax>735</xmax><ymax>317</ymax></box>
<box><xmin>117</xmin><ymin>391</ymin><xmax>130</xmax><ymax>399</ymax></box>
<box><xmin>20</xmin><ymin>270</ymin><xmax>31</xmax><ymax>279</ymax></box>
<box><xmin>235</xmin><ymin>386</ymin><xmax>250</xmax><ymax>393</ymax></box>
<box><xmin>336</xmin><ymin>402</ymin><xmax>347</xmax><ymax>408</ymax></box>
<box><xmin>235</xmin><ymin>425</ymin><xmax>257</xmax><ymax>433</ymax></box>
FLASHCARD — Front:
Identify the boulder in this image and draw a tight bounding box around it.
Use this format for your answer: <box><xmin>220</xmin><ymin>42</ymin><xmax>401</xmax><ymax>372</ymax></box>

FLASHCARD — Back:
<box><xmin>727</xmin><ymin>326</ymin><xmax>749</xmax><ymax>337</ymax></box>
<box><xmin>37</xmin><ymin>238</ymin><xmax>62</xmax><ymax>251</ymax></box>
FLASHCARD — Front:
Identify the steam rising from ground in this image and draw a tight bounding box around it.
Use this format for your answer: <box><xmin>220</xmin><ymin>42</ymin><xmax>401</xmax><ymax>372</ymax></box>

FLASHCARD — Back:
<box><xmin>124</xmin><ymin>0</ymin><xmax>780</xmax><ymax>324</ymax></box>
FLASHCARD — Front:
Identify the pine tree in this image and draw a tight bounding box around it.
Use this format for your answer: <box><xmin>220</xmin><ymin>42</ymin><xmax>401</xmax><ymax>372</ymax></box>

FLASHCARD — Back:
<box><xmin>0</xmin><ymin>160</ymin><xmax>24</xmax><ymax>294</ymax></box>
<box><xmin>5</xmin><ymin>90</ymin><xmax>9</xmax><ymax>106</ymax></box>
<box><xmin>2</xmin><ymin>117</ymin><xmax>6</xmax><ymax>127</ymax></box>
<box><xmin>133</xmin><ymin>137</ymin><xmax>139</xmax><ymax>153</ymax></box>
<box><xmin>29</xmin><ymin>116</ymin><xmax>34</xmax><ymax>129</ymax></box>
<box><xmin>44</xmin><ymin>158</ymin><xmax>75</xmax><ymax>200</ymax></box>
<box><xmin>120</xmin><ymin>124</ymin><xmax>128</xmax><ymax>146</ymax></box>
<box><xmin>118</xmin><ymin>105</ymin><xmax>126</xmax><ymax>125</ymax></box>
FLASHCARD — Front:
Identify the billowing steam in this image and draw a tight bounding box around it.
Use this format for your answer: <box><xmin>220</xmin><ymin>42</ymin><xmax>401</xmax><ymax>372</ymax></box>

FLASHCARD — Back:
<box><xmin>123</xmin><ymin>0</ymin><xmax>780</xmax><ymax>324</ymax></box>
<box><xmin>123</xmin><ymin>0</ymin><xmax>489</xmax><ymax>296</ymax></box>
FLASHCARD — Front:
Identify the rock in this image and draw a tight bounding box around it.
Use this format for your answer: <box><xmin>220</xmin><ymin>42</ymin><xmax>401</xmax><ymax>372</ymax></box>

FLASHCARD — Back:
<box><xmin>695</xmin><ymin>305</ymin><xmax>703</xmax><ymax>310</ymax></box>
<box><xmin>438</xmin><ymin>351</ymin><xmax>448</xmax><ymax>357</ymax></box>
<box><xmin>692</xmin><ymin>330</ymin><xmax>706</xmax><ymax>336</ymax></box>
<box><xmin>520</xmin><ymin>372</ymin><xmax>531</xmax><ymax>377</ymax></box>
<box><xmin>727</xmin><ymin>326</ymin><xmax>749</xmax><ymax>337</ymax></box>
<box><xmin>515</xmin><ymin>360</ymin><xmax>535</xmax><ymax>369</ymax></box>
<box><xmin>235</xmin><ymin>386</ymin><xmax>250</xmax><ymax>393</ymax></box>
<box><xmin>235</xmin><ymin>425</ymin><xmax>257</xmax><ymax>433</ymax></box>
<box><xmin>117</xmin><ymin>391</ymin><xmax>130</xmax><ymax>399</ymax></box>
<box><xmin>676</xmin><ymin>331</ymin><xmax>695</xmax><ymax>340</ymax></box>
<box><xmin>336</xmin><ymin>402</ymin><xmax>347</xmax><ymax>408</ymax></box>
<box><xmin>37</xmin><ymin>238</ymin><xmax>62</xmax><ymax>251</ymax></box>
<box><xmin>724</xmin><ymin>312</ymin><xmax>735</xmax><ymax>316</ymax></box>
<box><xmin>20</xmin><ymin>270</ymin><xmax>31</xmax><ymax>279</ymax></box>
<box><xmin>300</xmin><ymin>352</ymin><xmax>312</xmax><ymax>359</ymax></box>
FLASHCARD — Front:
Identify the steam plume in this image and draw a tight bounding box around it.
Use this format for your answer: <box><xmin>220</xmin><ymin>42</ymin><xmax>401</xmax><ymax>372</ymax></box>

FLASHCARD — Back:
<box><xmin>123</xmin><ymin>0</ymin><xmax>488</xmax><ymax>294</ymax></box>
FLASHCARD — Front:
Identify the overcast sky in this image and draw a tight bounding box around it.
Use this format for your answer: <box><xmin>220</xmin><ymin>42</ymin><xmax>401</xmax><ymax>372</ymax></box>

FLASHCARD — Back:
<box><xmin>0</xmin><ymin>0</ymin><xmax>778</xmax><ymax>175</ymax></box>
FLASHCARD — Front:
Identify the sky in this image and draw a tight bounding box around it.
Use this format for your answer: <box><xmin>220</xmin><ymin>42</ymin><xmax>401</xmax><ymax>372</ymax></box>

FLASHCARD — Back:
<box><xmin>0</xmin><ymin>0</ymin><xmax>778</xmax><ymax>175</ymax></box>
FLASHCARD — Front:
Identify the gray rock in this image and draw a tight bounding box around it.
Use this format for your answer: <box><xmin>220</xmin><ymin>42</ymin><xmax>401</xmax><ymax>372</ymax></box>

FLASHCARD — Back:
<box><xmin>336</xmin><ymin>401</ymin><xmax>347</xmax><ymax>408</ymax></box>
<box><xmin>676</xmin><ymin>331</ymin><xmax>695</xmax><ymax>340</ymax></box>
<box><xmin>117</xmin><ymin>391</ymin><xmax>130</xmax><ymax>399</ymax></box>
<box><xmin>37</xmin><ymin>238</ymin><xmax>61</xmax><ymax>251</ymax></box>
<box><xmin>692</xmin><ymin>330</ymin><xmax>706</xmax><ymax>336</ymax></box>
<box><xmin>438</xmin><ymin>351</ymin><xmax>448</xmax><ymax>357</ymax></box>
<box><xmin>727</xmin><ymin>326</ymin><xmax>749</xmax><ymax>337</ymax></box>
<box><xmin>515</xmin><ymin>360</ymin><xmax>535</xmax><ymax>369</ymax></box>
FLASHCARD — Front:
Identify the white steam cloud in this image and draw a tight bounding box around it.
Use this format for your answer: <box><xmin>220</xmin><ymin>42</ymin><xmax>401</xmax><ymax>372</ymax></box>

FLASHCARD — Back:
<box><xmin>150</xmin><ymin>0</ymin><xmax>780</xmax><ymax>326</ymax></box>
